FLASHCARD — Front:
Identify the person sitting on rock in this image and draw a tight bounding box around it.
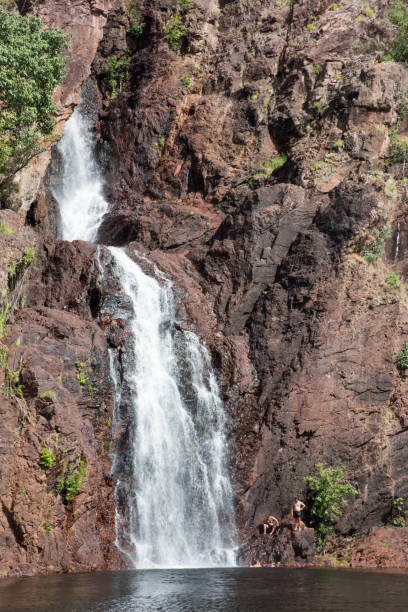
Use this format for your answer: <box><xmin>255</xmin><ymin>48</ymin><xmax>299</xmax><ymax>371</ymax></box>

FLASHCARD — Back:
<box><xmin>260</xmin><ymin>515</ymin><xmax>279</xmax><ymax>535</ymax></box>
<box><xmin>292</xmin><ymin>498</ymin><xmax>306</xmax><ymax>531</ymax></box>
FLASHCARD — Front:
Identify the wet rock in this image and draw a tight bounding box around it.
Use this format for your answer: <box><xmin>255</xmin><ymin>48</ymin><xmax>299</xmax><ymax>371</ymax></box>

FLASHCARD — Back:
<box><xmin>239</xmin><ymin>524</ymin><xmax>316</xmax><ymax>567</ymax></box>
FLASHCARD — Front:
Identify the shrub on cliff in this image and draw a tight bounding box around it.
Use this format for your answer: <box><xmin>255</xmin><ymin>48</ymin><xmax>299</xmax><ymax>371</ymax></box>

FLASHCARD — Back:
<box><xmin>0</xmin><ymin>8</ymin><xmax>68</xmax><ymax>199</ymax></box>
<box><xmin>396</xmin><ymin>342</ymin><xmax>408</xmax><ymax>370</ymax></box>
<box><xmin>362</xmin><ymin>226</ymin><xmax>392</xmax><ymax>263</ymax></box>
<box><xmin>163</xmin><ymin>0</ymin><xmax>193</xmax><ymax>53</ymax></box>
<box><xmin>386</xmin><ymin>1</ymin><xmax>408</xmax><ymax>63</ymax></box>
<box><xmin>305</xmin><ymin>463</ymin><xmax>357</xmax><ymax>551</ymax></box>
<box><xmin>39</xmin><ymin>447</ymin><xmax>54</xmax><ymax>469</ymax></box>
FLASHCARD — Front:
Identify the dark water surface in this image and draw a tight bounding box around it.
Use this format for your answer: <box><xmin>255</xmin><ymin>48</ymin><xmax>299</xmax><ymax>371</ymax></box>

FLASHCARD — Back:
<box><xmin>1</xmin><ymin>567</ymin><xmax>408</xmax><ymax>612</ymax></box>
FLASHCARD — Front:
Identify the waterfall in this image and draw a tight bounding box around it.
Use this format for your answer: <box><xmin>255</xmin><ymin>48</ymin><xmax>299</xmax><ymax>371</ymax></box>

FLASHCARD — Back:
<box><xmin>53</xmin><ymin>106</ymin><xmax>236</xmax><ymax>568</ymax></box>
<box><xmin>395</xmin><ymin>221</ymin><xmax>401</xmax><ymax>262</ymax></box>
<box><xmin>52</xmin><ymin>111</ymin><xmax>110</xmax><ymax>242</ymax></box>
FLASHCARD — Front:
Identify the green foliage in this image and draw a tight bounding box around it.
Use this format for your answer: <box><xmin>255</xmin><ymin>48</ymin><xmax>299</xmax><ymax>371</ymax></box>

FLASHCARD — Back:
<box><xmin>0</xmin><ymin>306</ymin><xmax>24</xmax><ymax>397</ymax></box>
<box><xmin>180</xmin><ymin>74</ymin><xmax>192</xmax><ymax>90</ymax></box>
<box><xmin>38</xmin><ymin>389</ymin><xmax>56</xmax><ymax>398</ymax></box>
<box><xmin>127</xmin><ymin>1</ymin><xmax>145</xmax><ymax>38</ymax></box>
<box><xmin>362</xmin><ymin>3</ymin><xmax>375</xmax><ymax>19</ymax></box>
<box><xmin>39</xmin><ymin>447</ymin><xmax>54</xmax><ymax>469</ymax></box>
<box><xmin>0</xmin><ymin>220</ymin><xmax>13</xmax><ymax>235</ymax></box>
<box><xmin>310</xmin><ymin>160</ymin><xmax>327</xmax><ymax>172</ymax></box>
<box><xmin>2</xmin><ymin>355</ymin><xmax>23</xmax><ymax>398</ymax></box>
<box><xmin>249</xmin><ymin>154</ymin><xmax>287</xmax><ymax>184</ymax></box>
<box><xmin>154</xmin><ymin>135</ymin><xmax>165</xmax><ymax>158</ymax></box>
<box><xmin>0</xmin><ymin>343</ymin><xmax>8</xmax><ymax>368</ymax></box>
<box><xmin>390</xmin><ymin>108</ymin><xmax>408</xmax><ymax>163</ymax></box>
<box><xmin>385</xmin><ymin>271</ymin><xmax>401</xmax><ymax>288</ymax></box>
<box><xmin>163</xmin><ymin>1</ymin><xmax>193</xmax><ymax>52</ymax></box>
<box><xmin>56</xmin><ymin>458</ymin><xmax>87</xmax><ymax>503</ymax></box>
<box><xmin>178</xmin><ymin>0</ymin><xmax>193</xmax><ymax>12</ymax></box>
<box><xmin>0</xmin><ymin>300</ymin><xmax>10</xmax><ymax>340</ymax></box>
<box><xmin>76</xmin><ymin>372</ymin><xmax>88</xmax><ymax>386</ymax></box>
<box><xmin>387</xmin><ymin>1</ymin><xmax>408</xmax><ymax>63</ymax></box>
<box><xmin>75</xmin><ymin>361</ymin><xmax>89</xmax><ymax>387</ymax></box>
<box><xmin>392</xmin><ymin>497</ymin><xmax>407</xmax><ymax>526</ymax></box>
<box><xmin>6</xmin><ymin>255</ymin><xmax>17</xmax><ymax>280</ymax></box>
<box><xmin>264</xmin><ymin>154</ymin><xmax>287</xmax><ymax>174</ymax></box>
<box><xmin>309</xmin><ymin>99</ymin><xmax>325</xmax><ymax>115</ymax></box>
<box><xmin>6</xmin><ymin>246</ymin><xmax>36</xmax><ymax>291</ymax></box>
<box><xmin>163</xmin><ymin>11</ymin><xmax>184</xmax><ymax>52</ymax></box>
<box><xmin>21</xmin><ymin>247</ymin><xmax>36</xmax><ymax>267</ymax></box>
<box><xmin>305</xmin><ymin>462</ymin><xmax>357</xmax><ymax>550</ymax></box>
<box><xmin>105</xmin><ymin>51</ymin><xmax>132</xmax><ymax>97</ymax></box>
<box><xmin>396</xmin><ymin>342</ymin><xmax>408</xmax><ymax>369</ymax></box>
<box><xmin>390</xmin><ymin>133</ymin><xmax>408</xmax><ymax>162</ymax></box>
<box><xmin>312</xmin><ymin>63</ymin><xmax>324</xmax><ymax>77</ymax></box>
<box><xmin>362</xmin><ymin>226</ymin><xmax>392</xmax><ymax>262</ymax></box>
<box><xmin>0</xmin><ymin>8</ymin><xmax>68</xmax><ymax>196</ymax></box>
<box><xmin>40</xmin><ymin>521</ymin><xmax>54</xmax><ymax>533</ymax></box>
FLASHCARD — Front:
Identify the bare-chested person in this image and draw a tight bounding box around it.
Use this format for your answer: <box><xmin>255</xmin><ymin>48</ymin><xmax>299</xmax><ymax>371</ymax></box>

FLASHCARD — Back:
<box><xmin>292</xmin><ymin>499</ymin><xmax>306</xmax><ymax>531</ymax></box>
<box><xmin>261</xmin><ymin>515</ymin><xmax>279</xmax><ymax>535</ymax></box>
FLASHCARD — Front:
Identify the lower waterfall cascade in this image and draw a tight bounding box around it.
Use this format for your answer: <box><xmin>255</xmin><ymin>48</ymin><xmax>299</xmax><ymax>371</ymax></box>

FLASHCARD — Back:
<box><xmin>53</xmin><ymin>104</ymin><xmax>237</xmax><ymax>569</ymax></box>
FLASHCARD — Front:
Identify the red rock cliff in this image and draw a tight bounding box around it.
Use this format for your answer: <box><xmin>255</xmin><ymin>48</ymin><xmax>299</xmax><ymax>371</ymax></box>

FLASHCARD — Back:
<box><xmin>2</xmin><ymin>0</ymin><xmax>408</xmax><ymax>575</ymax></box>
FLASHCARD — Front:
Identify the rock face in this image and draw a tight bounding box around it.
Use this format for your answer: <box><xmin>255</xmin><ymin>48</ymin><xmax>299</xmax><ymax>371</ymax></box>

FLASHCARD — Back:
<box><xmin>239</xmin><ymin>523</ymin><xmax>316</xmax><ymax>567</ymax></box>
<box><xmin>2</xmin><ymin>0</ymin><xmax>408</xmax><ymax>575</ymax></box>
<box><xmin>0</xmin><ymin>2</ymin><xmax>119</xmax><ymax>577</ymax></box>
<box><xmin>348</xmin><ymin>527</ymin><xmax>408</xmax><ymax>568</ymax></box>
<box><xmin>0</xmin><ymin>219</ymin><xmax>121</xmax><ymax>576</ymax></box>
<box><xmin>87</xmin><ymin>0</ymin><xmax>408</xmax><ymax>541</ymax></box>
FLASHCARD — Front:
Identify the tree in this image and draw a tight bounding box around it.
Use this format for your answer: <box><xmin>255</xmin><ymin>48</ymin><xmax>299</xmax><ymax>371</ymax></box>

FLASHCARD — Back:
<box><xmin>0</xmin><ymin>8</ymin><xmax>68</xmax><ymax>198</ymax></box>
<box><xmin>305</xmin><ymin>462</ymin><xmax>357</xmax><ymax>550</ymax></box>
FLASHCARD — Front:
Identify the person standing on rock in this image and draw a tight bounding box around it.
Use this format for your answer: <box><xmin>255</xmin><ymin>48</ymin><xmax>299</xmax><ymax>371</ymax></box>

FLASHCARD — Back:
<box><xmin>292</xmin><ymin>499</ymin><xmax>306</xmax><ymax>531</ymax></box>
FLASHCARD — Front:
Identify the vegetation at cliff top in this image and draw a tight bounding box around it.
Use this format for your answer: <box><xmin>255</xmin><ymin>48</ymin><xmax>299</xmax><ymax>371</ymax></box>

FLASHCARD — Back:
<box><xmin>305</xmin><ymin>462</ymin><xmax>357</xmax><ymax>551</ymax></box>
<box><xmin>0</xmin><ymin>8</ymin><xmax>68</xmax><ymax>199</ymax></box>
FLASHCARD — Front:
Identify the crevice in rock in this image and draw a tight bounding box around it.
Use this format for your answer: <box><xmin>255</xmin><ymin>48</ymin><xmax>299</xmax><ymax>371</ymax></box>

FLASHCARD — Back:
<box><xmin>1</xmin><ymin>503</ymin><xmax>26</xmax><ymax>549</ymax></box>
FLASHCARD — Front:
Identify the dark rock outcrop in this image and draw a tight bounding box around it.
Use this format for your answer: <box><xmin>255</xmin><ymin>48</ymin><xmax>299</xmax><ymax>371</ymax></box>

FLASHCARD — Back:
<box><xmin>239</xmin><ymin>524</ymin><xmax>316</xmax><ymax>567</ymax></box>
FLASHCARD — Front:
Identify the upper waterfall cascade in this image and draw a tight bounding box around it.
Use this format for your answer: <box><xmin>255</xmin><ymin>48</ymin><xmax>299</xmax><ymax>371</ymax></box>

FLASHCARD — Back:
<box><xmin>53</xmin><ymin>111</ymin><xmax>110</xmax><ymax>242</ymax></box>
<box><xmin>53</xmin><ymin>106</ymin><xmax>236</xmax><ymax>568</ymax></box>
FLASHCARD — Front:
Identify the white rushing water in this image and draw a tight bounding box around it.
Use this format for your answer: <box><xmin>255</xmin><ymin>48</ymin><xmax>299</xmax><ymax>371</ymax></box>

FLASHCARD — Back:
<box><xmin>54</xmin><ymin>106</ymin><xmax>236</xmax><ymax>568</ymax></box>
<box><xmin>53</xmin><ymin>111</ymin><xmax>110</xmax><ymax>242</ymax></box>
